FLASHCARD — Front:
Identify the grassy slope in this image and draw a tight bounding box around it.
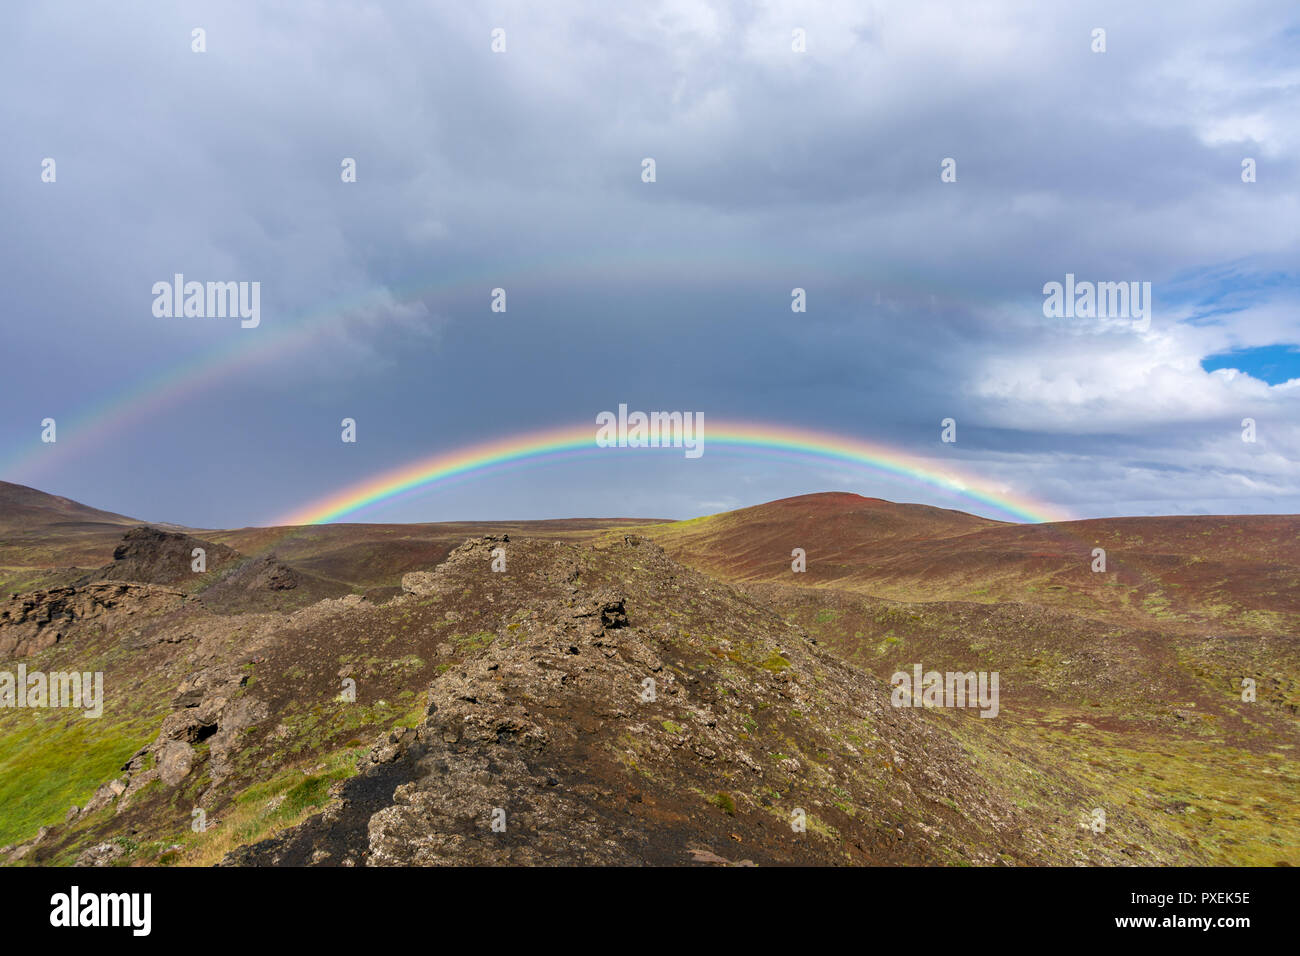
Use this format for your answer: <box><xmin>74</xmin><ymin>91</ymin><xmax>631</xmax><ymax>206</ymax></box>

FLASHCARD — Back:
<box><xmin>639</xmin><ymin>495</ymin><xmax>1300</xmax><ymax>865</ymax></box>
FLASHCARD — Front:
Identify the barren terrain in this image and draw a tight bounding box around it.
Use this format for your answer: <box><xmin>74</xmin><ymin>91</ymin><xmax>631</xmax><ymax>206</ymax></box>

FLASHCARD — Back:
<box><xmin>1</xmin><ymin>482</ymin><xmax>1295</xmax><ymax>866</ymax></box>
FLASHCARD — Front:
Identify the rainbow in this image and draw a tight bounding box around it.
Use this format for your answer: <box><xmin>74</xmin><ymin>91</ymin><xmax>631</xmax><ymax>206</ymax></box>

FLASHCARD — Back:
<box><xmin>274</xmin><ymin>420</ymin><xmax>1071</xmax><ymax>526</ymax></box>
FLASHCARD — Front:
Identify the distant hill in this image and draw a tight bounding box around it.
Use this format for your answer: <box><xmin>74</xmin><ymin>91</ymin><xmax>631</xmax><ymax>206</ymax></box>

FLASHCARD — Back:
<box><xmin>0</xmin><ymin>480</ymin><xmax>139</xmax><ymax>533</ymax></box>
<box><xmin>642</xmin><ymin>491</ymin><xmax>998</xmax><ymax>580</ymax></box>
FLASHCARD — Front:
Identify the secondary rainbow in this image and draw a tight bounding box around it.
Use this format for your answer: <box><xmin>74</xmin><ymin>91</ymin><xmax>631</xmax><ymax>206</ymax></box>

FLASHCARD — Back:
<box><xmin>274</xmin><ymin>420</ymin><xmax>1071</xmax><ymax>526</ymax></box>
<box><xmin>0</xmin><ymin>250</ymin><xmax>853</xmax><ymax>482</ymax></box>
<box><xmin>2</xmin><ymin>258</ymin><xmax>984</xmax><ymax>484</ymax></box>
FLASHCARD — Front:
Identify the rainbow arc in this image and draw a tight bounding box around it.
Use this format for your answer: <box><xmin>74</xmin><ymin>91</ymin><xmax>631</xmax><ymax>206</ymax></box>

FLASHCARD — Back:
<box><xmin>274</xmin><ymin>420</ymin><xmax>1070</xmax><ymax>526</ymax></box>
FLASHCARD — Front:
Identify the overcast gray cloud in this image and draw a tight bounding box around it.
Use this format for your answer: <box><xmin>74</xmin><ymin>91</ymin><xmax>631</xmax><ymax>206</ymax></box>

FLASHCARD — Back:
<box><xmin>1</xmin><ymin>0</ymin><xmax>1296</xmax><ymax>526</ymax></box>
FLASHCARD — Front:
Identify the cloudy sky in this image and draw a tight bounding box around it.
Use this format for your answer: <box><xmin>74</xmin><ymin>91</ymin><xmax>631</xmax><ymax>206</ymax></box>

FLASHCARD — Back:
<box><xmin>1</xmin><ymin>0</ymin><xmax>1297</xmax><ymax>527</ymax></box>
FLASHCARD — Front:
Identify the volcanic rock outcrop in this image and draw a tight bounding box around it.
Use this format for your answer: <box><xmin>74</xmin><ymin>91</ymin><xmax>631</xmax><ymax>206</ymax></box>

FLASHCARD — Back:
<box><xmin>92</xmin><ymin>526</ymin><xmax>242</xmax><ymax>587</ymax></box>
<box><xmin>0</xmin><ymin>582</ymin><xmax>189</xmax><ymax>657</ymax></box>
<box><xmin>222</xmin><ymin>535</ymin><xmax>1033</xmax><ymax>866</ymax></box>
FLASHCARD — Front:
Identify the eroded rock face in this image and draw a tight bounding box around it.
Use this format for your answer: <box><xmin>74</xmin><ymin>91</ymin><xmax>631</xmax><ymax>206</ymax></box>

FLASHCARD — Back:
<box><xmin>0</xmin><ymin>582</ymin><xmax>188</xmax><ymax>657</ymax></box>
<box><xmin>145</xmin><ymin>665</ymin><xmax>267</xmax><ymax>785</ymax></box>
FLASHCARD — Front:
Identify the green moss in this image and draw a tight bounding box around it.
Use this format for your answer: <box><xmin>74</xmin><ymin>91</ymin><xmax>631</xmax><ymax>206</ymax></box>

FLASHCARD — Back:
<box><xmin>805</xmin><ymin>813</ymin><xmax>840</xmax><ymax>842</ymax></box>
<box><xmin>708</xmin><ymin>791</ymin><xmax>737</xmax><ymax>815</ymax></box>
<box><xmin>450</xmin><ymin>631</ymin><xmax>496</xmax><ymax>655</ymax></box>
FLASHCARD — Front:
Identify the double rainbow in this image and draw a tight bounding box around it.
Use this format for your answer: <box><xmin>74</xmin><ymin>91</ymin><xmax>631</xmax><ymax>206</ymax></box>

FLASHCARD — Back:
<box><xmin>275</xmin><ymin>419</ymin><xmax>1070</xmax><ymax>526</ymax></box>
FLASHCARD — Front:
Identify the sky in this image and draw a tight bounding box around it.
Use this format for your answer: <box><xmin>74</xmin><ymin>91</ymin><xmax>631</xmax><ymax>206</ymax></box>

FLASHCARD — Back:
<box><xmin>1</xmin><ymin>0</ymin><xmax>1297</xmax><ymax>528</ymax></box>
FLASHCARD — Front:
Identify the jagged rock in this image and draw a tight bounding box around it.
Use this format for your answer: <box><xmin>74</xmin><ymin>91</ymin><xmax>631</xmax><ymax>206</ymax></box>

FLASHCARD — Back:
<box><xmin>75</xmin><ymin>842</ymin><xmax>126</xmax><ymax>867</ymax></box>
<box><xmin>401</xmin><ymin>571</ymin><xmax>439</xmax><ymax>596</ymax></box>
<box><xmin>569</xmin><ymin>590</ymin><xmax>628</xmax><ymax>636</ymax></box>
<box><xmin>83</xmin><ymin>778</ymin><xmax>128</xmax><ymax>814</ymax></box>
<box><xmin>158</xmin><ymin>708</ymin><xmax>219</xmax><ymax>744</ymax></box>
<box><xmin>365</xmin><ymin>727</ymin><xmax>417</xmax><ymax>766</ymax></box>
<box><xmin>207</xmin><ymin>695</ymin><xmax>269</xmax><ymax>781</ymax></box>
<box><xmin>156</xmin><ymin>740</ymin><xmax>195</xmax><ymax>786</ymax></box>
<box><xmin>173</xmin><ymin>686</ymin><xmax>205</xmax><ymax>708</ymax></box>
<box><xmin>7</xmin><ymin>827</ymin><xmax>51</xmax><ymax>863</ymax></box>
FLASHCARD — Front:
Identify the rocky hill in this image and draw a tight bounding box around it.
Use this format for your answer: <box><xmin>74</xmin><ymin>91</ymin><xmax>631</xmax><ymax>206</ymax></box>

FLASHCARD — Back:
<box><xmin>224</xmin><ymin>535</ymin><xmax>1042</xmax><ymax>866</ymax></box>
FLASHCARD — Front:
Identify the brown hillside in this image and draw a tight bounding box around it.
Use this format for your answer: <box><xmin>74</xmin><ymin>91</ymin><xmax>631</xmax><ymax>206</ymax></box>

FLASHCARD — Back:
<box><xmin>645</xmin><ymin>494</ymin><xmax>1300</xmax><ymax>637</ymax></box>
<box><xmin>0</xmin><ymin>481</ymin><xmax>140</xmax><ymax>533</ymax></box>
